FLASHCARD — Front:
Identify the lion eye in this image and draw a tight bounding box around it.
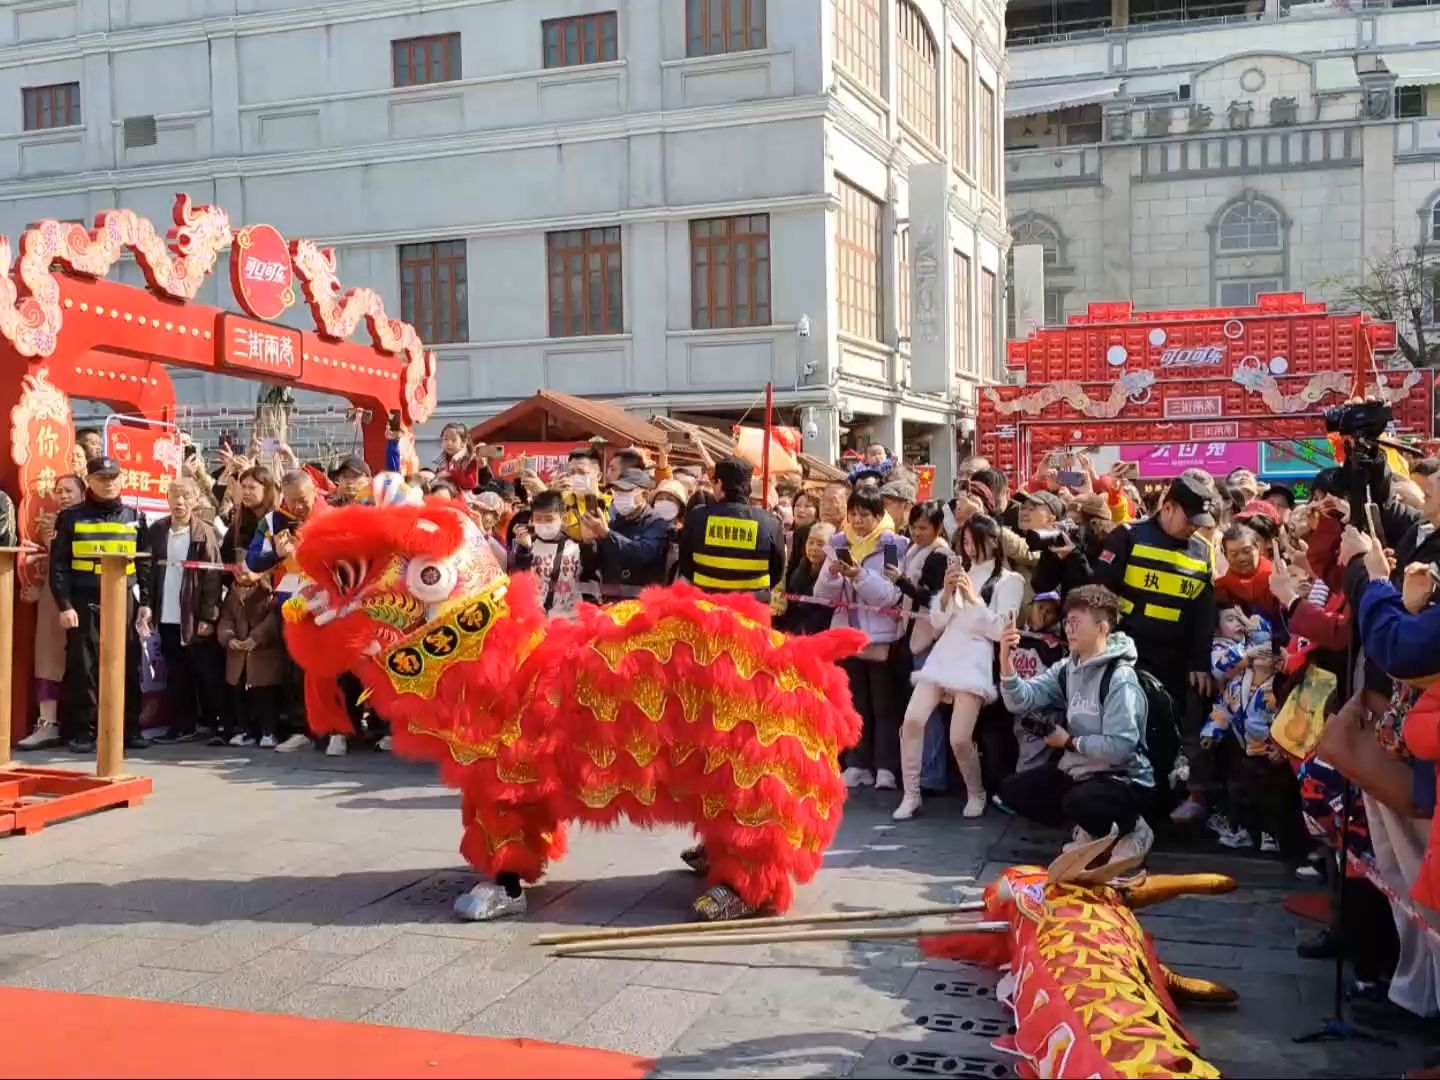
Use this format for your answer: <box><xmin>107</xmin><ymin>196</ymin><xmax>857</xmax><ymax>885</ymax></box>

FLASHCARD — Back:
<box><xmin>330</xmin><ymin>560</ymin><xmax>364</xmax><ymax>595</ymax></box>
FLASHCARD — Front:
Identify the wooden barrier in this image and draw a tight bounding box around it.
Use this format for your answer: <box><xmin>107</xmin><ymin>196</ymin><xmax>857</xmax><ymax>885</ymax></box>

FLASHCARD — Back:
<box><xmin>0</xmin><ymin>547</ymin><xmax>21</xmax><ymax>769</ymax></box>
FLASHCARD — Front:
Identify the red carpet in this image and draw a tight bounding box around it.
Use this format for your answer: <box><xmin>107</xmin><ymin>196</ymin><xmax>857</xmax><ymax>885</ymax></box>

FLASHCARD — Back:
<box><xmin>0</xmin><ymin>986</ymin><xmax>654</xmax><ymax>1079</ymax></box>
<box><xmin>1284</xmin><ymin>891</ymin><xmax>1331</xmax><ymax>924</ymax></box>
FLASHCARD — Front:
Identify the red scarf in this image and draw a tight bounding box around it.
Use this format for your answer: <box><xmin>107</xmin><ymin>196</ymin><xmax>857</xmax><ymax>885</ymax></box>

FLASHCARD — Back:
<box><xmin>1215</xmin><ymin>557</ymin><xmax>1278</xmax><ymax>617</ymax></box>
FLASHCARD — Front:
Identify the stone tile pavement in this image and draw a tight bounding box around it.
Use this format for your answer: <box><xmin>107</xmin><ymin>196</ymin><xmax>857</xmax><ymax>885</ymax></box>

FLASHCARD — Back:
<box><xmin>0</xmin><ymin>746</ymin><xmax>1433</xmax><ymax>1077</ymax></box>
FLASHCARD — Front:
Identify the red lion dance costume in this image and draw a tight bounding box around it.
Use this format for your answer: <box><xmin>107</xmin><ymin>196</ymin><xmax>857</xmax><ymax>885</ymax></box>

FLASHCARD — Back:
<box><xmin>282</xmin><ymin>491</ymin><xmax>864</xmax><ymax>920</ymax></box>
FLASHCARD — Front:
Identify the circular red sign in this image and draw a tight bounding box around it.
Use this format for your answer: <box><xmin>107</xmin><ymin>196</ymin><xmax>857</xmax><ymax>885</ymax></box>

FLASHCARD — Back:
<box><xmin>229</xmin><ymin>224</ymin><xmax>295</xmax><ymax>321</ymax></box>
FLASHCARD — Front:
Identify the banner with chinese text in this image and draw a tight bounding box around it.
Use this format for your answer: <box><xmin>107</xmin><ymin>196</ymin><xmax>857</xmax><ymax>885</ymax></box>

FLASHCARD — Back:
<box><xmin>104</xmin><ymin>417</ymin><xmax>180</xmax><ymax>517</ymax></box>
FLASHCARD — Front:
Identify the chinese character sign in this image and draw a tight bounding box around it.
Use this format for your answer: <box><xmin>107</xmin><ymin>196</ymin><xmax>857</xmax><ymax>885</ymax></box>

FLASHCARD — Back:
<box><xmin>1122</xmin><ymin>440</ymin><xmax>1259</xmax><ymax>479</ymax></box>
<box><xmin>104</xmin><ymin>418</ymin><xmax>180</xmax><ymax>517</ymax></box>
<box><xmin>9</xmin><ymin>368</ymin><xmax>75</xmax><ymax>598</ymax></box>
<box><xmin>217</xmin><ymin>313</ymin><xmax>303</xmax><ymax>380</ymax></box>
<box><xmin>228</xmin><ymin>224</ymin><xmax>295</xmax><ymax>321</ymax></box>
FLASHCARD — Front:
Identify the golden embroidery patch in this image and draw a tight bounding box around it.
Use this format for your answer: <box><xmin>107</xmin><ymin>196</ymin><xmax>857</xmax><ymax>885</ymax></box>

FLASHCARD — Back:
<box><xmin>381</xmin><ymin>583</ymin><xmax>506</xmax><ymax>698</ymax></box>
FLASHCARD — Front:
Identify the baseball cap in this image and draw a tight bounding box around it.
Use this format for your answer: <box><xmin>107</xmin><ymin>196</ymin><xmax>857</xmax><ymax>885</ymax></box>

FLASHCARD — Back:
<box><xmin>335</xmin><ymin>455</ymin><xmax>371</xmax><ymax>478</ymax></box>
<box><xmin>714</xmin><ymin>456</ymin><xmax>753</xmax><ymax>491</ymax></box>
<box><xmin>1073</xmin><ymin>493</ymin><xmax>1113</xmax><ymax>521</ymax></box>
<box><xmin>1018</xmin><ymin>490</ymin><xmax>1066</xmax><ymax>519</ymax></box>
<box><xmin>1033</xmin><ymin>590</ymin><xmax>1062</xmax><ymax>605</ymax></box>
<box><xmin>87</xmin><ymin>455</ymin><xmax>121</xmax><ymax>478</ymax></box>
<box><xmin>1164</xmin><ymin>470</ymin><xmax>1218</xmax><ymax>526</ymax></box>
<box><xmin>1238</xmin><ymin>498</ymin><xmax>1282</xmax><ymax>525</ymax></box>
<box><xmin>879</xmin><ymin>479</ymin><xmax>917</xmax><ymax>502</ymax></box>
<box><xmin>653</xmin><ymin>479</ymin><xmax>687</xmax><ymax>505</ymax></box>
<box><xmin>1263</xmin><ymin>483</ymin><xmax>1295</xmax><ymax>508</ymax></box>
<box><xmin>612</xmin><ymin>468</ymin><xmax>654</xmax><ymax>492</ymax></box>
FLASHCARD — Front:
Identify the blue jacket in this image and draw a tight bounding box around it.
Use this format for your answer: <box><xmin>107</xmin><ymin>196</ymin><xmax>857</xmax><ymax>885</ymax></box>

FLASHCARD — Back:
<box><xmin>1359</xmin><ymin>578</ymin><xmax>1440</xmax><ymax>682</ymax></box>
<box><xmin>596</xmin><ymin>508</ymin><xmax>671</xmax><ymax>590</ymax></box>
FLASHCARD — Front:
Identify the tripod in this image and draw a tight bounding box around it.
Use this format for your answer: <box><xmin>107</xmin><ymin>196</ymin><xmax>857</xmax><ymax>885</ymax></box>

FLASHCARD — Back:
<box><xmin>1293</xmin><ymin>772</ymin><xmax>1394</xmax><ymax>1045</ymax></box>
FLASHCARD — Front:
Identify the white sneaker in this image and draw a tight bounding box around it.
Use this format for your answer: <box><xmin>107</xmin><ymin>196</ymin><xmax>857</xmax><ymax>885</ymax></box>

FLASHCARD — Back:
<box><xmin>325</xmin><ymin>734</ymin><xmax>348</xmax><ymax>757</ymax></box>
<box><xmin>963</xmin><ymin>792</ymin><xmax>988</xmax><ymax>818</ymax></box>
<box><xmin>841</xmin><ymin>767</ymin><xmax>874</xmax><ymax>789</ymax></box>
<box><xmin>378</xmin><ymin>735</ymin><xmax>393</xmax><ymax>751</ymax></box>
<box><xmin>1260</xmin><ymin>832</ymin><xmax>1280</xmax><ymax>854</ymax></box>
<box><xmin>892</xmin><ymin>793</ymin><xmax>922</xmax><ymax>821</ymax></box>
<box><xmin>1205</xmin><ymin>812</ymin><xmax>1233</xmax><ymax>837</ymax></box>
<box><xmin>1294</xmin><ymin>864</ymin><xmax>1322</xmax><ymax>882</ymax></box>
<box><xmin>15</xmin><ymin>722</ymin><xmax>61</xmax><ymax>750</ymax></box>
<box><xmin>1218</xmin><ymin>826</ymin><xmax>1254</xmax><ymax>849</ymax></box>
<box><xmin>228</xmin><ymin>733</ymin><xmax>256</xmax><ymax>747</ymax></box>
<box><xmin>453</xmin><ymin>883</ymin><xmax>528</xmax><ymax>921</ymax></box>
<box><xmin>1063</xmin><ymin>824</ymin><xmax>1097</xmax><ymax>852</ymax></box>
<box><xmin>874</xmin><ymin>769</ymin><xmax>897</xmax><ymax>791</ymax></box>
<box><xmin>258</xmin><ymin>734</ymin><xmax>277</xmax><ymax>749</ymax></box>
<box><xmin>1111</xmin><ymin>817</ymin><xmax>1155</xmax><ymax>865</ymax></box>
<box><xmin>274</xmin><ymin>733</ymin><xmax>310</xmax><ymax>753</ymax></box>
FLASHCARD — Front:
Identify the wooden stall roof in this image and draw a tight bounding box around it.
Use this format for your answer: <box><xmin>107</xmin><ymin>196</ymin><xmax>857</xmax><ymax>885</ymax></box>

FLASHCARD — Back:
<box><xmin>650</xmin><ymin>416</ymin><xmax>846</xmax><ymax>483</ymax></box>
<box><xmin>467</xmin><ymin>389</ymin><xmax>668</xmax><ymax>448</ymax></box>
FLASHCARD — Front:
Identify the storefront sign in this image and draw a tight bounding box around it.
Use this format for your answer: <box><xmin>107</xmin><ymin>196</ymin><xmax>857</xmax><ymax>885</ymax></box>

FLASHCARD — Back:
<box><xmin>1259</xmin><ymin>437</ymin><xmax>1337</xmax><ymax>478</ymax></box>
<box><xmin>229</xmin><ymin>224</ymin><xmax>295</xmax><ymax>321</ymax></box>
<box><xmin>1122</xmin><ymin>440</ymin><xmax>1258</xmax><ymax>479</ymax></box>
<box><xmin>493</xmin><ymin>441</ymin><xmax>589</xmax><ymax>482</ymax></box>
<box><xmin>1159</xmin><ymin>345</ymin><xmax>1224</xmax><ymax>369</ymax></box>
<box><xmin>1190</xmin><ymin>422</ymin><xmax>1239</xmax><ymax>440</ymax></box>
<box><xmin>104</xmin><ymin>417</ymin><xmax>180</xmax><ymax>516</ymax></box>
<box><xmin>217</xmin><ymin>313</ymin><xmax>303</xmax><ymax>380</ymax></box>
<box><xmin>1163</xmin><ymin>396</ymin><xmax>1223</xmax><ymax>420</ymax></box>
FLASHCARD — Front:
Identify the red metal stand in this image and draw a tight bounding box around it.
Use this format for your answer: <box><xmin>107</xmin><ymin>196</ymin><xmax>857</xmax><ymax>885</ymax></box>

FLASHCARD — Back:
<box><xmin>0</xmin><ymin>766</ymin><xmax>151</xmax><ymax>835</ymax></box>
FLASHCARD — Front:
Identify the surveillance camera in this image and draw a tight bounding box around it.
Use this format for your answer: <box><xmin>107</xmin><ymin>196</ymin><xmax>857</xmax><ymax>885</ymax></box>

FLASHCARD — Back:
<box><xmin>803</xmin><ymin>419</ymin><xmax>819</xmax><ymax>441</ymax></box>
<box><xmin>839</xmin><ymin>407</ymin><xmax>854</xmax><ymax>424</ymax></box>
<box><xmin>797</xmin><ymin>315</ymin><xmax>811</xmax><ymax>338</ymax></box>
<box><xmin>802</xmin><ymin>360</ymin><xmax>817</xmax><ymax>376</ymax></box>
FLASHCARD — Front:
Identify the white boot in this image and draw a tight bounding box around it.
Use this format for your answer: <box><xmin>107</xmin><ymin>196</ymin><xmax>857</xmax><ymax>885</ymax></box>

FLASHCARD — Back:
<box><xmin>954</xmin><ymin>742</ymin><xmax>986</xmax><ymax>818</ymax></box>
<box><xmin>892</xmin><ymin>792</ymin><xmax>923</xmax><ymax>821</ymax></box>
<box><xmin>453</xmin><ymin>882</ymin><xmax>527</xmax><ymax>921</ymax></box>
<box><xmin>894</xmin><ymin>748</ymin><xmax>923</xmax><ymax>821</ymax></box>
<box><xmin>963</xmin><ymin>792</ymin><xmax>988</xmax><ymax>818</ymax></box>
<box><xmin>325</xmin><ymin>734</ymin><xmax>348</xmax><ymax>757</ymax></box>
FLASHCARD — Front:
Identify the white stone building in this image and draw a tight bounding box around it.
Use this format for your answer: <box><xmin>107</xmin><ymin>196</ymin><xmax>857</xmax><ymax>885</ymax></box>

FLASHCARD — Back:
<box><xmin>0</xmin><ymin>0</ymin><xmax>1009</xmax><ymax>488</ymax></box>
<box><xmin>1002</xmin><ymin>1</ymin><xmax>1440</xmax><ymax>337</ymax></box>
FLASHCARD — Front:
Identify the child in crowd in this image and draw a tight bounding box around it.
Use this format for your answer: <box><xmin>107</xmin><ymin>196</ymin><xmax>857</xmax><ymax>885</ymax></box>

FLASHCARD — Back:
<box><xmin>218</xmin><ymin>565</ymin><xmax>294</xmax><ymax>750</ymax></box>
<box><xmin>1003</xmin><ymin>590</ymin><xmax>1070</xmax><ymax>776</ymax></box>
<box><xmin>511</xmin><ymin>490</ymin><xmax>584</xmax><ymax>619</ymax></box>
<box><xmin>1205</xmin><ymin>606</ymin><xmax>1280</xmax><ymax>849</ymax></box>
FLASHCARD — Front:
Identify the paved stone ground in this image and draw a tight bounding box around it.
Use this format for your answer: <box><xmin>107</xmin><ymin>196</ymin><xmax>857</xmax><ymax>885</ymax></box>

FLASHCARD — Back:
<box><xmin>0</xmin><ymin>746</ymin><xmax>1433</xmax><ymax>1077</ymax></box>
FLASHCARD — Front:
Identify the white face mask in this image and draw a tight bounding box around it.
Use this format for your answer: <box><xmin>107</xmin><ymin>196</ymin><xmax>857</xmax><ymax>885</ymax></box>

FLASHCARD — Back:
<box><xmin>613</xmin><ymin>492</ymin><xmax>639</xmax><ymax>515</ymax></box>
<box><xmin>653</xmin><ymin>500</ymin><xmax>680</xmax><ymax>522</ymax></box>
<box><xmin>534</xmin><ymin>521</ymin><xmax>561</xmax><ymax>541</ymax></box>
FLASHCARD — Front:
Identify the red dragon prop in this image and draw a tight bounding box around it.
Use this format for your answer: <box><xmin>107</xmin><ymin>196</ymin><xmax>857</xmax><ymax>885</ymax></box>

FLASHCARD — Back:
<box><xmin>282</xmin><ymin>496</ymin><xmax>864</xmax><ymax>920</ymax></box>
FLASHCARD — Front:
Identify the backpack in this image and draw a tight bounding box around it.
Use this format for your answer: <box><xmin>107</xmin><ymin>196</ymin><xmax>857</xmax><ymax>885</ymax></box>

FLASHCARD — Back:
<box><xmin>1057</xmin><ymin>656</ymin><xmax>1180</xmax><ymax>789</ymax></box>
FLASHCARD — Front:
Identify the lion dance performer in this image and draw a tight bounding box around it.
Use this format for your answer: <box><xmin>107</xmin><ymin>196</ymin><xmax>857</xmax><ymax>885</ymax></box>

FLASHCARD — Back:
<box><xmin>282</xmin><ymin>477</ymin><xmax>864</xmax><ymax>921</ymax></box>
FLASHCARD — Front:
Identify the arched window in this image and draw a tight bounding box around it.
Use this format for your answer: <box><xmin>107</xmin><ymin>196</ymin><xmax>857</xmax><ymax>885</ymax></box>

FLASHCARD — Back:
<box><xmin>1010</xmin><ymin>218</ymin><xmax>1061</xmax><ymax>267</ymax></box>
<box><xmin>834</xmin><ymin>0</ymin><xmax>882</xmax><ymax>97</ymax></box>
<box><xmin>1007</xmin><ymin>215</ymin><xmax>1069</xmax><ymax>335</ymax></box>
<box><xmin>1217</xmin><ymin>200</ymin><xmax>1281</xmax><ymax>251</ymax></box>
<box><xmin>897</xmin><ymin>1</ymin><xmax>939</xmax><ymax>147</ymax></box>
<box><xmin>1431</xmin><ymin>201</ymin><xmax>1440</xmax><ymax>244</ymax></box>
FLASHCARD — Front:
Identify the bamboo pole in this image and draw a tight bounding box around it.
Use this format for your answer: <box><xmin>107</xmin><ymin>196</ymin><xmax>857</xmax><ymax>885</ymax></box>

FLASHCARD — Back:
<box><xmin>95</xmin><ymin>552</ymin><xmax>133</xmax><ymax>779</ymax></box>
<box><xmin>536</xmin><ymin>901</ymin><xmax>986</xmax><ymax>947</ymax></box>
<box><xmin>0</xmin><ymin>548</ymin><xmax>21</xmax><ymax>767</ymax></box>
<box><xmin>549</xmin><ymin>921</ymin><xmax>1009</xmax><ymax>957</ymax></box>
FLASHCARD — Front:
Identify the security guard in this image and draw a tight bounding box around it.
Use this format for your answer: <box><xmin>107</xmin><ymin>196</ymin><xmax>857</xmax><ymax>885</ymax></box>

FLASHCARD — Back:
<box><xmin>678</xmin><ymin>455</ymin><xmax>785</xmax><ymax>602</ymax></box>
<box><xmin>1093</xmin><ymin>467</ymin><xmax>1217</xmax><ymax>821</ymax></box>
<box><xmin>50</xmin><ymin>455</ymin><xmax>150</xmax><ymax>753</ymax></box>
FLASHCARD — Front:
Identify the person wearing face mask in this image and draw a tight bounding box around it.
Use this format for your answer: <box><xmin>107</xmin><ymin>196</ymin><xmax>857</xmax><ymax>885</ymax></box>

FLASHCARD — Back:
<box><xmin>650</xmin><ymin>479</ymin><xmax>688</xmax><ymax>582</ymax></box>
<box><xmin>512</xmin><ymin>490</ymin><xmax>584</xmax><ymax>619</ymax></box>
<box><xmin>585</xmin><ymin>468</ymin><xmax>671</xmax><ymax>592</ymax></box>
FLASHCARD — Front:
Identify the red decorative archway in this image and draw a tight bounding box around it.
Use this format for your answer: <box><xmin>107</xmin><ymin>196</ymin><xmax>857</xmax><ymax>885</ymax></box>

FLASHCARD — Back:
<box><xmin>0</xmin><ymin>193</ymin><xmax>440</xmax><ymax>739</ymax></box>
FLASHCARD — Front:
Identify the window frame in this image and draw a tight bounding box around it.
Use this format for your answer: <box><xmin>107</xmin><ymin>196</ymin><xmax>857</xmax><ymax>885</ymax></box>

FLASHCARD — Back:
<box><xmin>954</xmin><ymin>249</ymin><xmax>972</xmax><ymax>375</ymax></box>
<box><xmin>896</xmin><ymin>1</ymin><xmax>940</xmax><ymax>148</ymax></box>
<box><xmin>1396</xmin><ymin>85</ymin><xmax>1426</xmax><ymax>120</ymax></box>
<box><xmin>22</xmin><ymin>82</ymin><xmax>80</xmax><ymax>131</ymax></box>
<box><xmin>686</xmin><ymin>0</ymin><xmax>766</xmax><ymax>58</ymax></box>
<box><xmin>978</xmin><ymin>78</ymin><xmax>997</xmax><ymax>197</ymax></box>
<box><xmin>398</xmin><ymin>240</ymin><xmax>469</xmax><ymax>345</ymax></box>
<box><xmin>1431</xmin><ymin>202</ymin><xmax>1440</xmax><ymax>244</ymax></box>
<box><xmin>835</xmin><ymin>177</ymin><xmax>884</xmax><ymax>343</ymax></box>
<box><xmin>833</xmin><ymin>0</ymin><xmax>882</xmax><ymax>98</ymax></box>
<box><xmin>1217</xmin><ymin>277</ymin><xmax>1283</xmax><ymax>308</ymax></box>
<box><xmin>542</xmin><ymin>11</ymin><xmax>619</xmax><ymax>69</ymax></box>
<box><xmin>546</xmin><ymin>226</ymin><xmax>625</xmax><ymax>338</ymax></box>
<box><xmin>951</xmin><ymin>48</ymin><xmax>971</xmax><ymax>177</ymax></box>
<box><xmin>897</xmin><ymin>227</ymin><xmax>912</xmax><ymax>343</ymax></box>
<box><xmin>1216</xmin><ymin>201</ymin><xmax>1282</xmax><ymax>252</ymax></box>
<box><xmin>980</xmin><ymin>267</ymin><xmax>997</xmax><ymax>373</ymax></box>
<box><xmin>690</xmin><ymin>214</ymin><xmax>771</xmax><ymax>331</ymax></box>
<box><xmin>391</xmin><ymin>33</ymin><xmax>462</xmax><ymax>88</ymax></box>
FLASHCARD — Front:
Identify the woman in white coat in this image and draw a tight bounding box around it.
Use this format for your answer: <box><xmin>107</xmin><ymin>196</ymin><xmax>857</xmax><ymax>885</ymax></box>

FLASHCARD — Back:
<box><xmin>894</xmin><ymin>513</ymin><xmax>1024</xmax><ymax>821</ymax></box>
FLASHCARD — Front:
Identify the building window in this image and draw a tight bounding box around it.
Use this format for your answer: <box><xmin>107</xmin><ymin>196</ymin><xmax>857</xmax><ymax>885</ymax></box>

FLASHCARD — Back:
<box><xmin>1217</xmin><ymin>201</ymin><xmax>1280</xmax><ymax>251</ymax></box>
<box><xmin>979</xmin><ymin>79</ymin><xmax>997</xmax><ymax>196</ymax></box>
<box><xmin>393</xmin><ymin>34</ymin><xmax>461</xmax><ymax>87</ymax></box>
<box><xmin>547</xmin><ymin>227</ymin><xmax>623</xmax><ymax>337</ymax></box>
<box><xmin>686</xmin><ymin>0</ymin><xmax>765</xmax><ymax>57</ymax></box>
<box><xmin>897</xmin><ymin>2</ymin><xmax>939</xmax><ymax>147</ymax></box>
<box><xmin>23</xmin><ymin>82</ymin><xmax>80</xmax><ymax>131</ymax></box>
<box><xmin>399</xmin><ymin>241</ymin><xmax>468</xmax><ymax>344</ymax></box>
<box><xmin>1011</xmin><ymin>218</ymin><xmax>1060</xmax><ymax>266</ymax></box>
<box><xmin>690</xmin><ymin>215</ymin><xmax>770</xmax><ymax>330</ymax></box>
<box><xmin>1396</xmin><ymin>85</ymin><xmax>1426</xmax><ymax>119</ymax></box>
<box><xmin>954</xmin><ymin>250</ymin><xmax>972</xmax><ymax>374</ymax></box>
<box><xmin>834</xmin><ymin>0</ymin><xmax>882</xmax><ymax>97</ymax></box>
<box><xmin>543</xmin><ymin>12</ymin><xmax>618</xmax><ymax>68</ymax></box>
<box><xmin>1218</xmin><ymin>278</ymin><xmax>1282</xmax><ymax>307</ymax></box>
<box><xmin>836</xmin><ymin>178</ymin><xmax>883</xmax><ymax>342</ymax></box>
<box><xmin>898</xmin><ymin>229</ymin><xmax>911</xmax><ymax>342</ymax></box>
<box><xmin>1432</xmin><ymin>202</ymin><xmax>1440</xmax><ymax>244</ymax></box>
<box><xmin>1430</xmin><ymin>271</ymin><xmax>1440</xmax><ymax>325</ymax></box>
<box><xmin>951</xmin><ymin>49</ymin><xmax>971</xmax><ymax>175</ymax></box>
<box><xmin>981</xmin><ymin>268</ymin><xmax>997</xmax><ymax>372</ymax></box>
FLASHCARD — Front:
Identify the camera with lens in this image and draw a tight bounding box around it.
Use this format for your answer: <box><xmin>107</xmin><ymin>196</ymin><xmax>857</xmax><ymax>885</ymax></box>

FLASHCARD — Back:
<box><xmin>1019</xmin><ymin>714</ymin><xmax>1058</xmax><ymax>739</ymax></box>
<box><xmin>1324</xmin><ymin>400</ymin><xmax>1392</xmax><ymax>443</ymax></box>
<box><xmin>1024</xmin><ymin>521</ymin><xmax>1080</xmax><ymax>552</ymax></box>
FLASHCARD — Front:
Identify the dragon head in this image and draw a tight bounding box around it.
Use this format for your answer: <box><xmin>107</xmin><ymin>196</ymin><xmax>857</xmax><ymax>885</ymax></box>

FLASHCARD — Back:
<box><xmin>282</xmin><ymin>498</ymin><xmax>505</xmax><ymax>677</ymax></box>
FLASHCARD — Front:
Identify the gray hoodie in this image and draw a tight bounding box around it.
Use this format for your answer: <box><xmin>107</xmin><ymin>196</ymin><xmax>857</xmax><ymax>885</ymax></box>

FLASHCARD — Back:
<box><xmin>999</xmin><ymin>630</ymin><xmax>1154</xmax><ymax>787</ymax></box>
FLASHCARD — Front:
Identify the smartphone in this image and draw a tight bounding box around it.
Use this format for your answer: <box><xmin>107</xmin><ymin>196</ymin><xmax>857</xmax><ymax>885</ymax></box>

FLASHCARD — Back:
<box><xmin>882</xmin><ymin>544</ymin><xmax>899</xmax><ymax>570</ymax></box>
<box><xmin>1365</xmin><ymin>502</ymin><xmax>1384</xmax><ymax>539</ymax></box>
<box><xmin>1427</xmin><ymin>563</ymin><xmax>1440</xmax><ymax>591</ymax></box>
<box><xmin>1057</xmin><ymin>469</ymin><xmax>1085</xmax><ymax>488</ymax></box>
<box><xmin>836</xmin><ymin>548</ymin><xmax>856</xmax><ymax>567</ymax></box>
<box><xmin>387</xmin><ymin>409</ymin><xmax>401</xmax><ymax>429</ymax></box>
<box><xmin>583</xmin><ymin>493</ymin><xmax>599</xmax><ymax>516</ymax></box>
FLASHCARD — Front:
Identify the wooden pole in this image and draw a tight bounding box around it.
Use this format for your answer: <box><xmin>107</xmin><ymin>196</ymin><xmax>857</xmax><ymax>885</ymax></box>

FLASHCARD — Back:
<box><xmin>95</xmin><ymin>552</ymin><xmax>131</xmax><ymax>779</ymax></box>
<box><xmin>536</xmin><ymin>901</ymin><xmax>986</xmax><ymax>947</ymax></box>
<box><xmin>550</xmin><ymin>921</ymin><xmax>1009</xmax><ymax>957</ymax></box>
<box><xmin>0</xmin><ymin>548</ymin><xmax>20</xmax><ymax>767</ymax></box>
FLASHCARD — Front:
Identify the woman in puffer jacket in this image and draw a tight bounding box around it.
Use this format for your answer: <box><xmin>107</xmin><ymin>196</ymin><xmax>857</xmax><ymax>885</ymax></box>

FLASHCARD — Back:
<box><xmin>814</xmin><ymin>488</ymin><xmax>909</xmax><ymax>791</ymax></box>
<box><xmin>893</xmin><ymin>513</ymin><xmax>1023</xmax><ymax>821</ymax></box>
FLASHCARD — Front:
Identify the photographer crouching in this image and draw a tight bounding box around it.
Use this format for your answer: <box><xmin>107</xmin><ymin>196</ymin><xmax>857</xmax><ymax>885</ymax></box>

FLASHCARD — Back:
<box><xmin>1017</xmin><ymin>490</ymin><xmax>1090</xmax><ymax>599</ymax></box>
<box><xmin>996</xmin><ymin>585</ymin><xmax>1155</xmax><ymax>864</ymax></box>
